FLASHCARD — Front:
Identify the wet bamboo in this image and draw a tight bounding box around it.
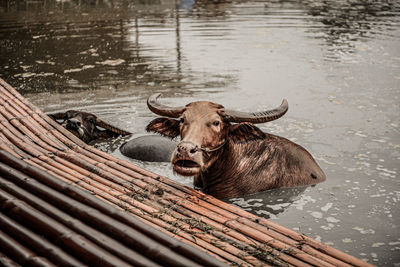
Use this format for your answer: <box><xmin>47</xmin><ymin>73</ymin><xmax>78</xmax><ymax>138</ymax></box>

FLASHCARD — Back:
<box><xmin>0</xmin><ymin>251</ymin><xmax>21</xmax><ymax>267</ymax></box>
<box><xmin>0</xmin><ymin>125</ymin><xmax>134</xmax><ymax>202</ymax></box>
<box><xmin>236</xmin><ymin>217</ymin><xmax>352</xmax><ymax>267</ymax></box>
<box><xmin>0</xmin><ymin>230</ymin><xmax>55</xmax><ymax>267</ymax></box>
<box><xmin>0</xmin><ymin>94</ymin><xmax>85</xmax><ymax>153</ymax></box>
<box><xmin>0</xmin><ymin>151</ymin><xmax>230</xmax><ymax>267</ymax></box>
<box><xmin>0</xmin><ymin>120</ymin><xmax>44</xmax><ymax>158</ymax></box>
<box><xmin>153</xmin><ymin>197</ymin><xmax>301</xmax><ymax>267</ymax></box>
<box><xmin>0</xmin><ymin>82</ymin><xmax>87</xmax><ymax>148</ymax></box>
<box><xmin>0</xmin><ymin>214</ymin><xmax>86</xmax><ymax>267</ymax></box>
<box><xmin>0</xmin><ymin>176</ymin><xmax>212</xmax><ymax>265</ymax></box>
<box><xmin>0</xmin><ymin>189</ymin><xmax>133</xmax><ymax>267</ymax></box>
<box><xmin>197</xmin><ymin>192</ymin><xmax>374</xmax><ymax>267</ymax></box>
<box><xmin>0</xmin><ymin>136</ymin><xmax>21</xmax><ymax>159</ymax></box>
<box><xmin>0</xmin><ymin>152</ymin><xmax>234</xmax><ymax>266</ymax></box>
<box><xmin>0</xmin><ymin>97</ymin><xmax>66</xmax><ymax>151</ymax></box>
<box><xmin>0</xmin><ymin>177</ymin><xmax>170</xmax><ymax>267</ymax></box>
<box><xmin>0</xmin><ymin>151</ymin><xmax>241</xmax><ymax>267</ymax></box>
<box><xmin>136</xmin><ymin>198</ymin><xmax>264</xmax><ymax>266</ymax></box>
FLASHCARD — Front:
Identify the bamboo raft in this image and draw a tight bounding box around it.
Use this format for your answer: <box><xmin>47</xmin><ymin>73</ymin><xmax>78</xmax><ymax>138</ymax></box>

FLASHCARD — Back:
<box><xmin>0</xmin><ymin>78</ymin><xmax>373</xmax><ymax>267</ymax></box>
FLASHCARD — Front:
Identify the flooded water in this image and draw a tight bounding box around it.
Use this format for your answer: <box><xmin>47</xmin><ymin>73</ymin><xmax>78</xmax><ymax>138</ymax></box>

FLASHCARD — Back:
<box><xmin>1</xmin><ymin>0</ymin><xmax>399</xmax><ymax>265</ymax></box>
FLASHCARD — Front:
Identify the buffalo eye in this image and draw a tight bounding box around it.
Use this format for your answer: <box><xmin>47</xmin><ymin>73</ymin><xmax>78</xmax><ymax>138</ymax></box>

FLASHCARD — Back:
<box><xmin>213</xmin><ymin>120</ymin><xmax>220</xmax><ymax>127</ymax></box>
<box><xmin>88</xmin><ymin>117</ymin><xmax>95</xmax><ymax>124</ymax></box>
<box><xmin>180</xmin><ymin>118</ymin><xmax>185</xmax><ymax>124</ymax></box>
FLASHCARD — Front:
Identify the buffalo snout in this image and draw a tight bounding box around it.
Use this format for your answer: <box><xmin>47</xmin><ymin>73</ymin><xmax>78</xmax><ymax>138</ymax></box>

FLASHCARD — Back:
<box><xmin>176</xmin><ymin>141</ymin><xmax>199</xmax><ymax>156</ymax></box>
<box><xmin>66</xmin><ymin>118</ymin><xmax>82</xmax><ymax>130</ymax></box>
<box><xmin>172</xmin><ymin>141</ymin><xmax>203</xmax><ymax>176</ymax></box>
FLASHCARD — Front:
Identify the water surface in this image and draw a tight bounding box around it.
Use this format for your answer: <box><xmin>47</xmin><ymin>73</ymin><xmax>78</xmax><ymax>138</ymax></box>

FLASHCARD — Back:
<box><xmin>1</xmin><ymin>0</ymin><xmax>399</xmax><ymax>265</ymax></box>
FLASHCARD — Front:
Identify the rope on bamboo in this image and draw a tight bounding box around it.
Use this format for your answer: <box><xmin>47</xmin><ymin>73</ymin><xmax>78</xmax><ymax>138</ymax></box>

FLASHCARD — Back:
<box><xmin>0</xmin><ymin>150</ymin><xmax>229</xmax><ymax>267</ymax></box>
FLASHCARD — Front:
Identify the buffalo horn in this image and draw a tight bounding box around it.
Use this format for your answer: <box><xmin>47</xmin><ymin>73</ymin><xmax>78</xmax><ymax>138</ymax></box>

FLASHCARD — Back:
<box><xmin>95</xmin><ymin>119</ymin><xmax>131</xmax><ymax>136</ymax></box>
<box><xmin>223</xmin><ymin>99</ymin><xmax>288</xmax><ymax>124</ymax></box>
<box><xmin>147</xmin><ymin>93</ymin><xmax>185</xmax><ymax>118</ymax></box>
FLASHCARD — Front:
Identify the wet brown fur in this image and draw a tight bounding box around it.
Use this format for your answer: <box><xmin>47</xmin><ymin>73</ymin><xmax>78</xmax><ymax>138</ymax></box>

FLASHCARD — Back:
<box><xmin>147</xmin><ymin>101</ymin><xmax>326</xmax><ymax>199</ymax></box>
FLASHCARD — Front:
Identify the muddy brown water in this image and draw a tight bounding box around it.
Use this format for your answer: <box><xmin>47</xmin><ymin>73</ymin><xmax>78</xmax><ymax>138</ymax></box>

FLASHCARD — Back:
<box><xmin>1</xmin><ymin>0</ymin><xmax>399</xmax><ymax>265</ymax></box>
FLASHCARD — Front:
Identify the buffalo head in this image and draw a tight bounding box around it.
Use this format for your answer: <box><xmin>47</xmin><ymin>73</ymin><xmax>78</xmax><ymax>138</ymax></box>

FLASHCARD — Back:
<box><xmin>49</xmin><ymin>110</ymin><xmax>130</xmax><ymax>143</ymax></box>
<box><xmin>146</xmin><ymin>94</ymin><xmax>288</xmax><ymax>177</ymax></box>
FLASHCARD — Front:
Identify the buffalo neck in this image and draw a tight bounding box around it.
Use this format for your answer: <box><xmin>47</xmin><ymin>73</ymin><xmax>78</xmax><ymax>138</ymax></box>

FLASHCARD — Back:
<box><xmin>199</xmin><ymin>139</ymin><xmax>244</xmax><ymax>197</ymax></box>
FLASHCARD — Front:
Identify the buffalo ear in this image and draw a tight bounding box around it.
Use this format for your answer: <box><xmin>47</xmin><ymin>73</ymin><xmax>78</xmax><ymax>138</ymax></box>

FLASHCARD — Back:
<box><xmin>146</xmin><ymin>117</ymin><xmax>180</xmax><ymax>139</ymax></box>
<box><xmin>228</xmin><ymin>122</ymin><xmax>266</xmax><ymax>143</ymax></box>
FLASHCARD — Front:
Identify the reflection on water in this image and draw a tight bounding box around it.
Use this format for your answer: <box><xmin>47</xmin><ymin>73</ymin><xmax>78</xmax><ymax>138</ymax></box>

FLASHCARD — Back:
<box><xmin>1</xmin><ymin>0</ymin><xmax>400</xmax><ymax>265</ymax></box>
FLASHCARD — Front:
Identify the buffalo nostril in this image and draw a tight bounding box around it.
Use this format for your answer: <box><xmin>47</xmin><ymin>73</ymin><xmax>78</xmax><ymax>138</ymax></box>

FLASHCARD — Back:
<box><xmin>190</xmin><ymin>148</ymin><xmax>196</xmax><ymax>154</ymax></box>
<box><xmin>67</xmin><ymin>119</ymin><xmax>81</xmax><ymax>127</ymax></box>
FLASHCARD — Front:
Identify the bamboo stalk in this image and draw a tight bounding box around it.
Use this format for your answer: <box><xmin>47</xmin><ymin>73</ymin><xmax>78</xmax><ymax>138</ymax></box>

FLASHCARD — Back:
<box><xmin>236</xmin><ymin>217</ymin><xmax>352</xmax><ymax>267</ymax></box>
<box><xmin>0</xmin><ymin>97</ymin><xmax>66</xmax><ymax>151</ymax></box>
<box><xmin>0</xmin><ymin>251</ymin><xmax>22</xmax><ymax>267</ymax></box>
<box><xmin>0</xmin><ymin>152</ymin><xmax>247</xmax><ymax>265</ymax></box>
<box><xmin>0</xmin><ymin>230</ymin><xmax>55</xmax><ymax>267</ymax></box>
<box><xmin>0</xmin><ymin>189</ymin><xmax>132</xmax><ymax>267</ymax></box>
<box><xmin>0</xmin><ymin>214</ymin><xmax>86</xmax><ymax>267</ymax></box>
<box><xmin>0</xmin><ymin>82</ymin><xmax>87</xmax><ymax>148</ymax></box>
<box><xmin>0</xmin><ymin>176</ymin><xmax>200</xmax><ymax>267</ymax></box>
<box><xmin>0</xmin><ymin>177</ymin><xmax>161</xmax><ymax>267</ymax></box>
<box><xmin>0</xmin><ymin>151</ymin><xmax>228</xmax><ymax>265</ymax></box>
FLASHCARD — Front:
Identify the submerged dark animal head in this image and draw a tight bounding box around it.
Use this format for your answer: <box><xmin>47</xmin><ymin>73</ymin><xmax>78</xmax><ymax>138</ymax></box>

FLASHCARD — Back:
<box><xmin>49</xmin><ymin>110</ymin><xmax>130</xmax><ymax>143</ymax></box>
<box><xmin>145</xmin><ymin>93</ymin><xmax>288</xmax><ymax>176</ymax></box>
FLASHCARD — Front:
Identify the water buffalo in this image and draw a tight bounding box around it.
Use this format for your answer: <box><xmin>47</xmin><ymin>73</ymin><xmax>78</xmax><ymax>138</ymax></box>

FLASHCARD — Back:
<box><xmin>146</xmin><ymin>93</ymin><xmax>326</xmax><ymax>199</ymax></box>
<box><xmin>49</xmin><ymin>110</ymin><xmax>131</xmax><ymax>143</ymax></box>
<box><xmin>49</xmin><ymin>110</ymin><xmax>176</xmax><ymax>162</ymax></box>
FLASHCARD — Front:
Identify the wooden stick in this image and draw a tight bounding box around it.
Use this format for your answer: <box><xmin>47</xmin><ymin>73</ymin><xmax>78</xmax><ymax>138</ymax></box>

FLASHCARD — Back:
<box><xmin>0</xmin><ymin>251</ymin><xmax>22</xmax><ymax>267</ymax></box>
<box><xmin>0</xmin><ymin>230</ymin><xmax>55</xmax><ymax>267</ymax></box>
<box><xmin>0</xmin><ymin>214</ymin><xmax>86</xmax><ymax>267</ymax></box>
<box><xmin>0</xmin><ymin>150</ymin><xmax>228</xmax><ymax>267</ymax></box>
<box><xmin>0</xmin><ymin>189</ymin><xmax>132</xmax><ymax>267</ymax></box>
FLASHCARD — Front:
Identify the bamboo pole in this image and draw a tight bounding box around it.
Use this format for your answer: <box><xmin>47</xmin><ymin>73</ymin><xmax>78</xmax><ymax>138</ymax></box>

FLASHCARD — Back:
<box><xmin>0</xmin><ymin>97</ymin><xmax>66</xmax><ymax>151</ymax></box>
<box><xmin>0</xmin><ymin>177</ymin><xmax>161</xmax><ymax>267</ymax></box>
<box><xmin>0</xmin><ymin>162</ymin><xmax>251</xmax><ymax>266</ymax></box>
<box><xmin>0</xmin><ymin>189</ymin><xmax>132</xmax><ymax>267</ymax></box>
<box><xmin>0</xmin><ymin>214</ymin><xmax>86</xmax><ymax>267</ymax></box>
<box><xmin>0</xmin><ymin>251</ymin><xmax>22</xmax><ymax>267</ymax></box>
<box><xmin>0</xmin><ymin>174</ymin><xmax>203</xmax><ymax>267</ymax></box>
<box><xmin>0</xmin><ymin>151</ymin><xmax>229</xmax><ymax>267</ymax></box>
<box><xmin>0</xmin><ymin>230</ymin><xmax>55</xmax><ymax>267</ymax></box>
